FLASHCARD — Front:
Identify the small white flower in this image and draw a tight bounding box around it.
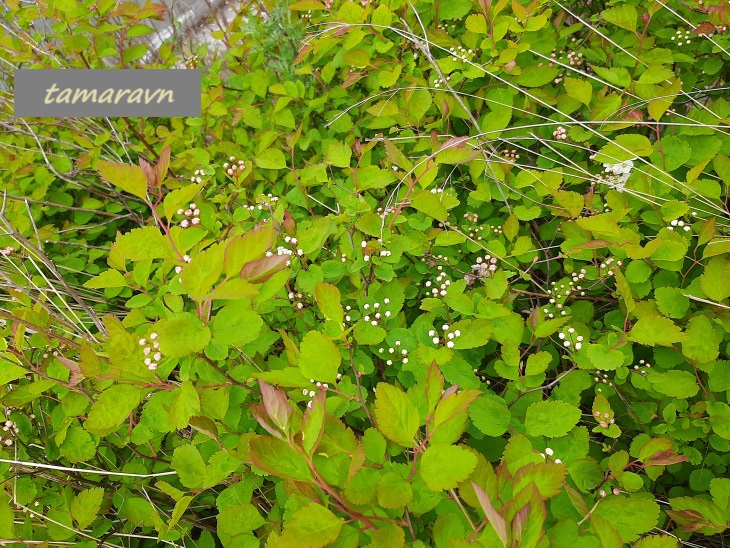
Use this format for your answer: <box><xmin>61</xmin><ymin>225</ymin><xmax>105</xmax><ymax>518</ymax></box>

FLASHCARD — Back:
<box><xmin>446</xmin><ymin>341</ymin><xmax>454</xmax><ymax>348</ymax></box>
<box><xmin>545</xmin><ymin>447</ymin><xmax>554</xmax><ymax>456</ymax></box>
<box><xmin>432</xmin><ymin>337</ymin><xmax>440</xmax><ymax>344</ymax></box>
<box><xmin>564</xmin><ymin>340</ymin><xmax>571</xmax><ymax>347</ymax></box>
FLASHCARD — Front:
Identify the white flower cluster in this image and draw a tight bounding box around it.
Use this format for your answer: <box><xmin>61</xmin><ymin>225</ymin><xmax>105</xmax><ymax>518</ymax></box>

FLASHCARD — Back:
<box><xmin>429</xmin><ymin>324</ymin><xmax>461</xmax><ymax>349</ymax></box>
<box><xmin>302</xmin><ymin>375</ymin><xmax>342</xmax><ymax>407</ymax></box>
<box><xmin>284</xmin><ymin>236</ymin><xmax>304</xmax><ymax>257</ymax></box>
<box><xmin>139</xmin><ymin>332</ymin><xmax>162</xmax><ymax>370</ymax></box>
<box><xmin>539</xmin><ymin>446</ymin><xmax>563</xmax><ymax>464</ymax></box>
<box><xmin>242</xmin><ymin>193</ymin><xmax>281</xmax><ymax>212</ymax></box>
<box><xmin>601</xmin><ymin>159</ymin><xmax>634</xmax><ymax>192</ymax></box>
<box><xmin>0</xmin><ymin>246</ymin><xmax>14</xmax><ymax>257</ymax></box>
<box><xmin>670</xmin><ymin>29</ymin><xmax>691</xmax><ymax>46</ymax></box>
<box><xmin>429</xmin><ymin>187</ymin><xmax>445</xmax><ymax>195</ymax></box>
<box><xmin>544</xmin><ymin>280</ymin><xmax>574</xmax><ymax>317</ymax></box>
<box><xmin>471</xmin><ymin>254</ymin><xmax>498</xmax><ymax>277</ymax></box>
<box><xmin>569</xmin><ymin>269</ymin><xmax>586</xmax><ymax>296</ymax></box>
<box><xmin>489</xmin><ymin>224</ymin><xmax>504</xmax><ymax>235</ymax></box>
<box><xmin>598</xmin><ymin>257</ymin><xmax>622</xmax><ymax>278</ymax></box>
<box><xmin>190</xmin><ymin>169</ymin><xmax>205</xmax><ymax>184</ymax></box>
<box><xmin>223</xmin><ymin>156</ymin><xmax>246</xmax><ymax>178</ymax></box>
<box><xmin>553</xmin><ymin>126</ymin><xmax>567</xmax><ymax>140</ymax></box>
<box><xmin>558</xmin><ymin>327</ymin><xmax>583</xmax><ymax>350</ymax></box>
<box><xmin>359</xmin><ymin>298</ymin><xmax>392</xmax><ymax>327</ymax></box>
<box><xmin>378</xmin><ymin>340</ymin><xmax>409</xmax><ymax>365</ymax></box>
<box><xmin>667</xmin><ymin>218</ymin><xmax>692</xmax><ymax>232</ymax></box>
<box><xmin>177</xmin><ymin>202</ymin><xmax>200</xmax><ymax>229</ymax></box>
<box><xmin>0</xmin><ymin>420</ymin><xmax>19</xmax><ymax>446</ymax></box>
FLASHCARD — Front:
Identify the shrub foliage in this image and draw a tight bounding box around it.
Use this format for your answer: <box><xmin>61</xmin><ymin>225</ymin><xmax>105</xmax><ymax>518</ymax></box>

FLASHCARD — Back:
<box><xmin>1</xmin><ymin>0</ymin><xmax>730</xmax><ymax>546</ymax></box>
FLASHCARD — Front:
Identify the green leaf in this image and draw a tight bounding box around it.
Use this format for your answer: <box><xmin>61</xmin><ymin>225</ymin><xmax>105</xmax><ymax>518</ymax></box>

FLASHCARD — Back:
<box><xmin>465</xmin><ymin>13</ymin><xmax>487</xmax><ymax>33</ymax></box>
<box><xmin>0</xmin><ymin>361</ymin><xmax>29</xmax><ymax>386</ymax></box>
<box><xmin>181</xmin><ymin>243</ymin><xmax>225</xmax><ymax>297</ymax></box>
<box><xmin>122</xmin><ymin>43</ymin><xmax>147</xmax><ymax>64</ymax></box>
<box><xmin>629</xmin><ymin>315</ymin><xmax>687</xmax><ymax>347</ymax></box>
<box><xmin>256</xmin><ymin>148</ymin><xmax>287</xmax><ymax>170</ymax></box>
<box><xmin>517</xmin><ymin>65</ymin><xmax>560</xmax><ymax>87</ymax></box>
<box><xmin>356</xmin><ymin>165</ymin><xmax>396</xmax><ymax>190</ymax></box>
<box><xmin>217</xmin><ymin>503</ymin><xmax>264</xmax><ymax>546</ymax></box>
<box><xmin>71</xmin><ymin>488</ymin><xmax>104</xmax><ymax>530</ymax></box>
<box><xmin>224</xmin><ymin>227</ymin><xmax>275</xmax><ymax>278</ymax></box>
<box><xmin>682</xmin><ymin>315</ymin><xmax>720</xmax><ymax>363</ymax></box>
<box><xmin>654</xmin><ymin>287</ymin><xmax>690</xmax><ymax>319</ymax></box>
<box><xmin>377</xmin><ymin>472</ymin><xmax>413</xmax><ymax>509</ymax></box>
<box><xmin>172</xmin><ymin>444</ymin><xmax>206</xmax><ymax>489</ymax></box>
<box><xmin>648</xmin><ymin>370</ymin><xmax>699</xmax><ymax>398</ymax></box>
<box><xmin>374</xmin><ymin>383</ymin><xmax>420</xmax><ymax>447</ymax></box>
<box><xmin>212</xmin><ymin>305</ymin><xmax>263</xmax><ymax>347</ymax></box>
<box><xmin>411</xmin><ymin>190</ymin><xmax>447</xmax><ymax>221</ymax></box>
<box><xmin>83</xmin><ymin>269</ymin><xmax>127</xmax><ymax>289</ymax></box>
<box><xmin>700</xmin><ymin>256</ymin><xmax>730</xmax><ymax>302</ymax></box>
<box><xmin>299</xmin><ymin>331</ymin><xmax>340</xmax><ymax>383</ymax></box>
<box><xmin>168</xmin><ymin>381</ymin><xmax>201</xmax><ymax>430</ymax></box>
<box><xmin>587</xmin><ymin>344</ymin><xmax>624</xmax><ymax>370</ymax></box>
<box><xmin>601</xmin><ymin>5</ymin><xmax>638</xmax><ymax>32</ymax></box>
<box><xmin>420</xmin><ymin>444</ymin><xmax>477</xmax><ymax>491</ymax></box>
<box><xmin>248</xmin><ymin>436</ymin><xmax>313</xmax><ymax>481</ymax></box>
<box><xmin>525</xmin><ymin>400</ymin><xmax>581</xmax><ymax>438</ymax></box>
<box><xmin>156</xmin><ymin>312</ymin><xmax>211</xmax><ymax>358</ymax></box>
<box><xmin>85</xmin><ymin>384</ymin><xmax>141</xmax><ymax>436</ymax></box>
<box><xmin>327</xmin><ymin>141</ymin><xmax>352</xmax><ymax>168</ymax></box>
<box><xmin>97</xmin><ymin>160</ymin><xmax>148</xmax><ymax>199</ymax></box>
<box><xmin>593</xmin><ymin>497</ymin><xmax>660</xmax><ymax>542</ymax></box>
<box><xmin>469</xmin><ymin>394</ymin><xmax>511</xmax><ymax>437</ymax></box>
<box><xmin>60</xmin><ymin>426</ymin><xmax>97</xmax><ymax>463</ymax></box>
<box><xmin>564</xmin><ymin>77</ymin><xmax>592</xmax><ymax>105</ymax></box>
<box><xmin>315</xmin><ymin>282</ymin><xmax>343</xmax><ymax>324</ymax></box>
<box><xmin>279</xmin><ymin>503</ymin><xmax>344</xmax><ymax>548</ymax></box>
<box><xmin>439</xmin><ymin>0</ymin><xmax>471</xmax><ymax>19</ymax></box>
<box><xmin>113</xmin><ymin>226</ymin><xmax>170</xmax><ymax>261</ymax></box>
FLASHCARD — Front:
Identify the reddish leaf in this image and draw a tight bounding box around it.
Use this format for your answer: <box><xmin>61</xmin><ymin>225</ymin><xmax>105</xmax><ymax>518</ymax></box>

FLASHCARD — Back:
<box><xmin>239</xmin><ymin>254</ymin><xmax>290</xmax><ymax>283</ymax></box>
<box><xmin>258</xmin><ymin>380</ymin><xmax>293</xmax><ymax>432</ymax></box>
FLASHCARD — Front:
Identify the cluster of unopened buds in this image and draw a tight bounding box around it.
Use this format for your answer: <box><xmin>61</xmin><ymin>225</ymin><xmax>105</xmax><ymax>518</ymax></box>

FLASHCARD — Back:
<box><xmin>553</xmin><ymin>126</ymin><xmax>567</xmax><ymax>140</ymax></box>
<box><xmin>429</xmin><ymin>324</ymin><xmax>461</xmax><ymax>349</ymax></box>
<box><xmin>594</xmin><ymin>372</ymin><xmax>613</xmax><ymax>391</ymax></box>
<box><xmin>598</xmin><ymin>257</ymin><xmax>622</xmax><ymax>279</ymax></box>
<box><xmin>376</xmin><ymin>205</ymin><xmax>396</xmax><ymax>220</ymax></box>
<box><xmin>302</xmin><ymin>10</ymin><xmax>313</xmax><ymax>19</ymax></box>
<box><xmin>471</xmin><ymin>255</ymin><xmax>499</xmax><ymax>277</ymax></box>
<box><xmin>419</xmin><ymin>267</ymin><xmax>451</xmax><ymax>297</ymax></box>
<box><xmin>174</xmin><ymin>254</ymin><xmax>192</xmax><ymax>276</ymax></box>
<box><xmin>502</xmin><ymin>148</ymin><xmax>520</xmax><ymax>162</ymax></box>
<box><xmin>569</xmin><ymin>269</ymin><xmax>586</xmax><ymax>296</ymax></box>
<box><xmin>302</xmin><ymin>375</ymin><xmax>342</xmax><ymax>407</ymax></box>
<box><xmin>360</xmin><ymin>299</ymin><xmax>392</xmax><ymax>327</ymax></box>
<box><xmin>558</xmin><ymin>327</ymin><xmax>584</xmax><ymax>350</ymax></box>
<box><xmin>177</xmin><ymin>202</ymin><xmax>200</xmax><ymax>228</ymax></box>
<box><xmin>284</xmin><ymin>236</ymin><xmax>304</xmax><ymax>257</ymax></box>
<box><xmin>670</xmin><ymin>29</ymin><xmax>691</xmax><ymax>46</ymax></box>
<box><xmin>139</xmin><ymin>333</ymin><xmax>161</xmax><ymax>371</ymax></box>
<box><xmin>473</xmin><ymin>368</ymin><xmax>491</xmax><ymax>384</ymax></box>
<box><xmin>599</xmin><ymin>488</ymin><xmax>622</xmax><ymax>498</ymax></box>
<box><xmin>266</xmin><ymin>246</ymin><xmax>296</xmax><ymax>266</ymax></box>
<box><xmin>242</xmin><ymin>194</ymin><xmax>280</xmax><ymax>212</ymax></box>
<box><xmin>190</xmin><ymin>169</ymin><xmax>204</xmax><ymax>184</ymax></box>
<box><xmin>463</xmin><ymin>212</ymin><xmax>479</xmax><ymax>223</ymax></box>
<box><xmin>378</xmin><ymin>340</ymin><xmax>409</xmax><ymax>366</ymax></box>
<box><xmin>429</xmin><ymin>187</ymin><xmax>445</xmax><ymax>195</ymax></box>
<box><xmin>288</xmin><ymin>291</ymin><xmax>305</xmax><ymax>310</ymax></box>
<box><xmin>437</xmin><ymin>18</ymin><xmax>463</xmax><ymax>31</ymax></box>
<box><xmin>0</xmin><ymin>246</ymin><xmax>15</xmax><ymax>257</ymax></box>
<box><xmin>432</xmin><ymin>75</ymin><xmax>450</xmax><ymax>88</ymax></box>
<box><xmin>223</xmin><ymin>157</ymin><xmax>246</xmax><ymax>179</ymax></box>
<box><xmin>632</xmin><ymin>359</ymin><xmax>652</xmax><ymax>376</ymax></box>
<box><xmin>0</xmin><ymin>420</ymin><xmax>18</xmax><ymax>446</ymax></box>
<box><xmin>539</xmin><ymin>446</ymin><xmax>563</xmax><ymax>464</ymax></box>
<box><xmin>448</xmin><ymin>45</ymin><xmax>473</xmax><ymax>63</ymax></box>
<box><xmin>544</xmin><ymin>281</ymin><xmax>574</xmax><ymax>317</ymax></box>
<box><xmin>667</xmin><ymin>216</ymin><xmax>694</xmax><ymax>232</ymax></box>
<box><xmin>594</xmin><ymin>410</ymin><xmax>616</xmax><ymax>429</ymax></box>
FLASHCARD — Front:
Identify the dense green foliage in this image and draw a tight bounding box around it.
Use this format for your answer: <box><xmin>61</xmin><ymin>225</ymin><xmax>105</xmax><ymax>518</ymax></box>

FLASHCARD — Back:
<box><xmin>1</xmin><ymin>0</ymin><xmax>730</xmax><ymax>545</ymax></box>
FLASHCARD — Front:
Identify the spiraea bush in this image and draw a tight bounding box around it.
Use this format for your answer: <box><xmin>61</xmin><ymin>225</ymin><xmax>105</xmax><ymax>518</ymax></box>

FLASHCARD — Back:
<box><xmin>0</xmin><ymin>0</ymin><xmax>730</xmax><ymax>545</ymax></box>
